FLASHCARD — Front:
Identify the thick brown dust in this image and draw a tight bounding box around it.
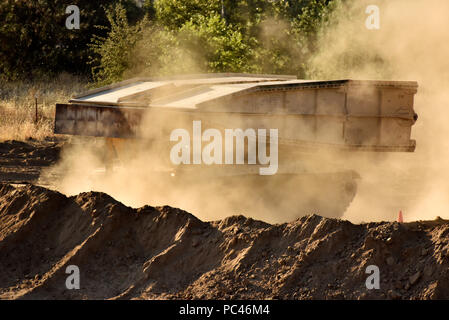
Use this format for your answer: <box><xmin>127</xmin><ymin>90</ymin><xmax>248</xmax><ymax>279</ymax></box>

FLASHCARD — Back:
<box><xmin>45</xmin><ymin>0</ymin><xmax>449</xmax><ymax>224</ymax></box>
<box><xmin>308</xmin><ymin>0</ymin><xmax>449</xmax><ymax>222</ymax></box>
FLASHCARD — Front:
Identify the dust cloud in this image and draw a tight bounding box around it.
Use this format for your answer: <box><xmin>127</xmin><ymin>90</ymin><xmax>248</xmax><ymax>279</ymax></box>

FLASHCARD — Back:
<box><xmin>47</xmin><ymin>109</ymin><xmax>356</xmax><ymax>224</ymax></box>
<box><xmin>44</xmin><ymin>0</ymin><xmax>449</xmax><ymax>224</ymax></box>
<box><xmin>306</xmin><ymin>0</ymin><xmax>449</xmax><ymax>222</ymax></box>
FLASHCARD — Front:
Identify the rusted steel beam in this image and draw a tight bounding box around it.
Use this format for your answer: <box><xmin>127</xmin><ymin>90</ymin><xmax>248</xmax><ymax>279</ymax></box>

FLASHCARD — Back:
<box><xmin>54</xmin><ymin>103</ymin><xmax>145</xmax><ymax>138</ymax></box>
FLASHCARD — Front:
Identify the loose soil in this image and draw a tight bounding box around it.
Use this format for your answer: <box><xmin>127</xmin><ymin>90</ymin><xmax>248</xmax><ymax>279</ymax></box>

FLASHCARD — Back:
<box><xmin>0</xmin><ymin>183</ymin><xmax>448</xmax><ymax>299</ymax></box>
<box><xmin>0</xmin><ymin>140</ymin><xmax>448</xmax><ymax>300</ymax></box>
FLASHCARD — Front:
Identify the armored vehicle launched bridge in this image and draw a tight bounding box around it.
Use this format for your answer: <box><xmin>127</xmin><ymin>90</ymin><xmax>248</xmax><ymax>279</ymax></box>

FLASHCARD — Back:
<box><xmin>54</xmin><ymin>73</ymin><xmax>418</xmax><ymax>220</ymax></box>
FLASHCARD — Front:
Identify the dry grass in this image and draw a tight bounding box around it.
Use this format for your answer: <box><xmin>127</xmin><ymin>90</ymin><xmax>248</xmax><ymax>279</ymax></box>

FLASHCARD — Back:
<box><xmin>0</xmin><ymin>73</ymin><xmax>87</xmax><ymax>141</ymax></box>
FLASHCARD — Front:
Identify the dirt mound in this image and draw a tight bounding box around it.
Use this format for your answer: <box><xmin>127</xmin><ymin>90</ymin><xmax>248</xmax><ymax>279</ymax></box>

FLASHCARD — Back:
<box><xmin>0</xmin><ymin>183</ymin><xmax>448</xmax><ymax>300</ymax></box>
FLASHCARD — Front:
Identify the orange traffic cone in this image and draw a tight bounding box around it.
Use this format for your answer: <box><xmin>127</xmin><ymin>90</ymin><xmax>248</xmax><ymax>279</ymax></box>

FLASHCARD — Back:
<box><xmin>397</xmin><ymin>210</ymin><xmax>404</xmax><ymax>223</ymax></box>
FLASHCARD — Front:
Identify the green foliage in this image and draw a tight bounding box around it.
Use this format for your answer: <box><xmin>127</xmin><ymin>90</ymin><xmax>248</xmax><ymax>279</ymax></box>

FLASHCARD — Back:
<box><xmin>128</xmin><ymin>24</ymin><xmax>182</xmax><ymax>76</ymax></box>
<box><xmin>126</xmin><ymin>14</ymin><xmax>252</xmax><ymax>77</ymax></box>
<box><xmin>291</xmin><ymin>0</ymin><xmax>335</xmax><ymax>55</ymax></box>
<box><xmin>0</xmin><ymin>0</ymin><xmax>142</xmax><ymax>81</ymax></box>
<box><xmin>0</xmin><ymin>0</ymin><xmax>339</xmax><ymax>82</ymax></box>
<box><xmin>89</xmin><ymin>3</ymin><xmax>147</xmax><ymax>85</ymax></box>
<box><xmin>178</xmin><ymin>14</ymin><xmax>252</xmax><ymax>73</ymax></box>
<box><xmin>154</xmin><ymin>0</ymin><xmax>221</xmax><ymax>30</ymax></box>
<box><xmin>246</xmin><ymin>0</ymin><xmax>335</xmax><ymax>76</ymax></box>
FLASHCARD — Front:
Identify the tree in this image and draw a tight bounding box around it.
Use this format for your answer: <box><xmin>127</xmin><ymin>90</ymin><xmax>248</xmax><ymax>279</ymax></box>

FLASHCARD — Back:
<box><xmin>154</xmin><ymin>0</ymin><xmax>221</xmax><ymax>30</ymax></box>
<box><xmin>178</xmin><ymin>14</ymin><xmax>252</xmax><ymax>73</ymax></box>
<box><xmin>0</xmin><ymin>0</ymin><xmax>143</xmax><ymax>80</ymax></box>
<box><xmin>89</xmin><ymin>3</ymin><xmax>147</xmax><ymax>85</ymax></box>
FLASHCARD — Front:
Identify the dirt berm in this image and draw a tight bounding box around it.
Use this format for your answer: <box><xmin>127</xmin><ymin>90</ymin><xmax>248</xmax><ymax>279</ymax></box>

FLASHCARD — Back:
<box><xmin>0</xmin><ymin>183</ymin><xmax>448</xmax><ymax>300</ymax></box>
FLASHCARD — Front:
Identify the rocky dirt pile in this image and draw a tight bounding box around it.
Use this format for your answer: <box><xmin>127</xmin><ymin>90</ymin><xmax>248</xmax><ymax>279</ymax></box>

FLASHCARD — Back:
<box><xmin>0</xmin><ymin>183</ymin><xmax>448</xmax><ymax>300</ymax></box>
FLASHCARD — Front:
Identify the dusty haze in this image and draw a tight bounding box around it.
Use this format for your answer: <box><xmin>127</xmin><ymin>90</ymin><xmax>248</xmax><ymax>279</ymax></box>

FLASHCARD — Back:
<box><xmin>44</xmin><ymin>0</ymin><xmax>449</xmax><ymax>223</ymax></box>
<box><xmin>307</xmin><ymin>0</ymin><xmax>449</xmax><ymax>222</ymax></box>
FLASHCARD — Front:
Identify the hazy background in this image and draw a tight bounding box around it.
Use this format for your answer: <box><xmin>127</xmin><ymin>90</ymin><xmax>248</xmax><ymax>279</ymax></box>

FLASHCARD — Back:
<box><xmin>2</xmin><ymin>0</ymin><xmax>449</xmax><ymax>223</ymax></box>
<box><xmin>308</xmin><ymin>0</ymin><xmax>449</xmax><ymax>222</ymax></box>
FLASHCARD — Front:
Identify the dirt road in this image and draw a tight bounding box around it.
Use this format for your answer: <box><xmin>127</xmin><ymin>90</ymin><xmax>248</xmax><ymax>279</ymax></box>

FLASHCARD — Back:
<box><xmin>0</xmin><ymin>139</ymin><xmax>62</xmax><ymax>186</ymax></box>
